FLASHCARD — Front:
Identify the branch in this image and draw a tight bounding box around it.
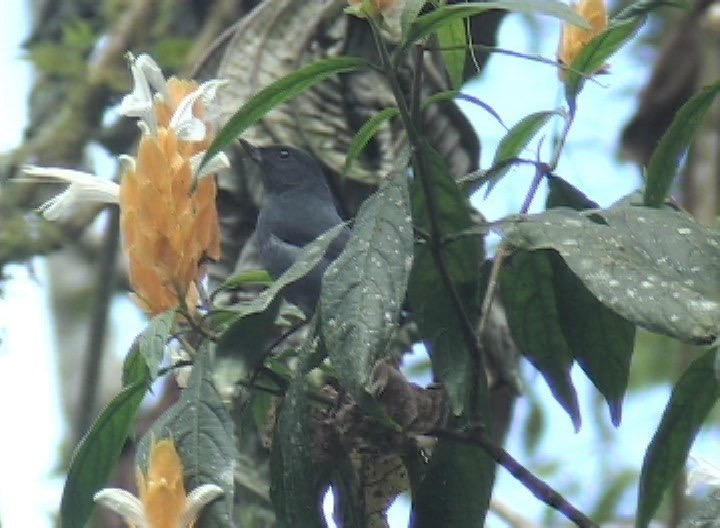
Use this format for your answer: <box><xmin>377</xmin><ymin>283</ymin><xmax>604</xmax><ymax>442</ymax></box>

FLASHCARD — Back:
<box><xmin>433</xmin><ymin>427</ymin><xmax>599</xmax><ymax>528</ymax></box>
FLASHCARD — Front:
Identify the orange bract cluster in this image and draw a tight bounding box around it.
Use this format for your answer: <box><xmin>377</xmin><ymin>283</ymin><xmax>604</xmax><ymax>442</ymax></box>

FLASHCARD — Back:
<box><xmin>558</xmin><ymin>0</ymin><xmax>608</xmax><ymax>74</ymax></box>
<box><xmin>119</xmin><ymin>79</ymin><xmax>220</xmax><ymax>315</ymax></box>
<box><xmin>137</xmin><ymin>439</ymin><xmax>187</xmax><ymax>528</ymax></box>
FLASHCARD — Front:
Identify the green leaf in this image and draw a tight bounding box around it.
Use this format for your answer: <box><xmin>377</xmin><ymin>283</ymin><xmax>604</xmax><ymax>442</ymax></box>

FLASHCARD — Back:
<box><xmin>546</xmin><ymin>174</ymin><xmax>599</xmax><ymax>210</ymax></box>
<box><xmin>138</xmin><ymin>345</ymin><xmax>236</xmax><ymax>528</ymax></box>
<box><xmin>436</xmin><ymin>16</ymin><xmax>467</xmax><ymax>90</ymax></box>
<box><xmin>60</xmin><ymin>315</ymin><xmax>173</xmax><ymax>528</ymax></box>
<box><xmin>201</xmin><ymin>57</ymin><xmax>374</xmax><ymax>170</ymax></box>
<box><xmin>500</xmin><ymin>249</ymin><xmax>581</xmax><ymax>430</ymax></box>
<box><xmin>343</xmin><ymin>107</ymin><xmax>400</xmax><ymax>175</ymax></box>
<box><xmin>502</xmin><ymin>205</ymin><xmax>720</xmax><ymax>344</ymax></box>
<box><xmin>636</xmin><ymin>348</ymin><xmax>720</xmax><ymax>528</ymax></box>
<box><xmin>564</xmin><ymin>17</ymin><xmax>643</xmax><ymax>110</ymax></box>
<box><xmin>60</xmin><ymin>374</ymin><xmax>149</xmax><ymax>528</ymax></box>
<box><xmin>411</xmin><ymin>428</ymin><xmax>495</xmax><ymax>527</ymax></box>
<box><xmin>549</xmin><ymin>252</ymin><xmax>635</xmax><ymax>426</ymax></box>
<box><xmin>613</xmin><ymin>0</ymin><xmax>686</xmax><ymax>21</ymax></box>
<box><xmin>216</xmin><ymin>269</ymin><xmax>273</xmax><ymax>292</ymax></box>
<box><xmin>644</xmin><ymin>81</ymin><xmax>720</xmax><ymax>207</ymax></box>
<box><xmin>219</xmin><ymin>223</ymin><xmax>349</xmax><ymax>320</ymax></box>
<box><xmin>270</xmin><ymin>334</ymin><xmax>327</xmax><ymax>528</ymax></box>
<box><xmin>408</xmin><ymin>141</ymin><xmax>482</xmax><ymax>414</ymax></box>
<box><xmin>484</xmin><ymin>110</ymin><xmax>563</xmax><ymax>197</ymax></box>
<box><xmin>215</xmin><ymin>302</ymin><xmax>280</xmax><ymax>371</ymax></box>
<box><xmin>320</xmin><ymin>173</ymin><xmax>413</xmax><ymax>418</ymax></box>
<box><xmin>402</xmin><ymin>1</ymin><xmax>588</xmax><ymax>52</ymax></box>
<box><xmin>135</xmin><ymin>310</ymin><xmax>175</xmax><ymax>379</ymax></box>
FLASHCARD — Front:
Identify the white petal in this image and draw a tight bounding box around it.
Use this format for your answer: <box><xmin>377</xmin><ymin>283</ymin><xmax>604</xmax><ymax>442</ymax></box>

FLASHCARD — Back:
<box><xmin>94</xmin><ymin>488</ymin><xmax>148</xmax><ymax>527</ymax></box>
<box><xmin>190</xmin><ymin>151</ymin><xmax>230</xmax><ymax>181</ymax></box>
<box><xmin>196</xmin><ymin>79</ymin><xmax>228</xmax><ymax>106</ymax></box>
<box><xmin>179</xmin><ymin>484</ymin><xmax>224</xmax><ymax>527</ymax></box>
<box><xmin>118</xmin><ymin>154</ymin><xmax>136</xmax><ymax>173</ymax></box>
<box><xmin>169</xmin><ymin>80</ymin><xmax>227</xmax><ymax>142</ymax></box>
<box><xmin>135</xmin><ymin>53</ymin><xmax>167</xmax><ymax>99</ymax></box>
<box><xmin>118</xmin><ymin>53</ymin><xmax>157</xmax><ymax>133</ymax></box>
<box><xmin>23</xmin><ymin>165</ymin><xmax>120</xmax><ymax>220</ymax></box>
<box><xmin>118</xmin><ymin>54</ymin><xmax>152</xmax><ymax>117</ymax></box>
<box><xmin>687</xmin><ymin>455</ymin><xmax>720</xmax><ymax>494</ymax></box>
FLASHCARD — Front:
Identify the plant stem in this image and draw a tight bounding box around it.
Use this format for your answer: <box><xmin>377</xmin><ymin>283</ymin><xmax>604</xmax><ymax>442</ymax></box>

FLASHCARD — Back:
<box><xmin>369</xmin><ymin>18</ymin><xmax>486</xmax><ymax>419</ymax></box>
<box><xmin>433</xmin><ymin>428</ymin><xmax>599</xmax><ymax>528</ymax></box>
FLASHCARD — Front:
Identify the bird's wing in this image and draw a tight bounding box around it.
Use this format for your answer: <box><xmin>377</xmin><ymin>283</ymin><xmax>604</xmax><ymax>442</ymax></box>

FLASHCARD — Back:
<box><xmin>259</xmin><ymin>196</ymin><xmax>350</xmax><ymax>259</ymax></box>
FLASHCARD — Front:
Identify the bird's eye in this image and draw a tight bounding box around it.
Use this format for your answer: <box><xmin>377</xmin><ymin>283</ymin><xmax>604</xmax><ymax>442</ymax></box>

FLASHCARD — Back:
<box><xmin>279</xmin><ymin>149</ymin><xmax>290</xmax><ymax>160</ymax></box>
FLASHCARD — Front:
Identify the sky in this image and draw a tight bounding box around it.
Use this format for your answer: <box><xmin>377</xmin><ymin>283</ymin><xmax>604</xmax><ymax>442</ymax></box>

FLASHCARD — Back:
<box><xmin>0</xmin><ymin>3</ymin><xmax>718</xmax><ymax>528</ymax></box>
<box><xmin>0</xmin><ymin>4</ymin><xmax>69</xmax><ymax>528</ymax></box>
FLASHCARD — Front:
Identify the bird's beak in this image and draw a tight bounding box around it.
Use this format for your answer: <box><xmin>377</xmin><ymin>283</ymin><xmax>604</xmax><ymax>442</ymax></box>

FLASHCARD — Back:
<box><xmin>239</xmin><ymin>139</ymin><xmax>262</xmax><ymax>164</ymax></box>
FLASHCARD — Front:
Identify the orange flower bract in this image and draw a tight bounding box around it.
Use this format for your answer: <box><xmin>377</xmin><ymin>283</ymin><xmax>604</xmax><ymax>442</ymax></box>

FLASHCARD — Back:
<box><xmin>137</xmin><ymin>439</ymin><xmax>187</xmax><ymax>528</ymax></box>
<box><xmin>119</xmin><ymin>78</ymin><xmax>221</xmax><ymax>314</ymax></box>
<box><xmin>558</xmin><ymin>0</ymin><xmax>608</xmax><ymax>74</ymax></box>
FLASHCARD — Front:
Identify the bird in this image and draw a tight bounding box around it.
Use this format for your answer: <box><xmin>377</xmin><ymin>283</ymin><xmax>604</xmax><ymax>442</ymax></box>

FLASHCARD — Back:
<box><xmin>241</xmin><ymin>141</ymin><xmax>351</xmax><ymax>316</ymax></box>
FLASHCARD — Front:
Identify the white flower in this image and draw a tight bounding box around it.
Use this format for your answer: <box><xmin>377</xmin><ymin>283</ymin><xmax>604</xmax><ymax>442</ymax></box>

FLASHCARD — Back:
<box><xmin>687</xmin><ymin>455</ymin><xmax>720</xmax><ymax>494</ymax></box>
<box><xmin>119</xmin><ymin>53</ymin><xmax>168</xmax><ymax>132</ymax></box>
<box><xmin>169</xmin><ymin>80</ymin><xmax>228</xmax><ymax>142</ymax></box>
<box><xmin>190</xmin><ymin>150</ymin><xmax>230</xmax><ymax>181</ymax></box>
<box><xmin>23</xmin><ymin>165</ymin><xmax>119</xmax><ymax>220</ymax></box>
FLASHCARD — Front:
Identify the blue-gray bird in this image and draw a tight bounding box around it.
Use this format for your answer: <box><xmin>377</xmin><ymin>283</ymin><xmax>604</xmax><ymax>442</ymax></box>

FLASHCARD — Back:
<box><xmin>242</xmin><ymin>142</ymin><xmax>351</xmax><ymax>315</ymax></box>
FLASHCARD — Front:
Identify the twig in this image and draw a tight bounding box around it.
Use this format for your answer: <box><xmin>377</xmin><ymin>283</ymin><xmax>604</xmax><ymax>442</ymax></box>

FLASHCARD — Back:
<box><xmin>73</xmin><ymin>206</ymin><xmax>120</xmax><ymax>444</ymax></box>
<box><xmin>477</xmin><ymin>109</ymin><xmax>575</xmax><ymax>339</ymax></box>
<box><xmin>433</xmin><ymin>427</ymin><xmax>599</xmax><ymax>528</ymax></box>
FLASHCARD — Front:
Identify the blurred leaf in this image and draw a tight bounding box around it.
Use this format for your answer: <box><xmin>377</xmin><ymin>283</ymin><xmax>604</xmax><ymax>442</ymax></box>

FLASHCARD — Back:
<box><xmin>484</xmin><ymin>110</ymin><xmax>563</xmax><ymax>197</ymax></box>
<box><xmin>546</xmin><ymin>174</ymin><xmax>599</xmax><ymax>210</ymax></box>
<box><xmin>151</xmin><ymin>37</ymin><xmax>194</xmax><ymax>69</ymax></box>
<box><xmin>408</xmin><ymin>141</ymin><xmax>482</xmax><ymax>414</ymax></box>
<box><xmin>410</xmin><ymin>428</ymin><xmax>495</xmax><ymax>527</ymax></box>
<box><xmin>202</xmin><ymin>57</ymin><xmax>373</xmax><ymax>170</ymax></box>
<box><xmin>436</xmin><ymin>16</ymin><xmax>467</xmax><ymax>90</ymax></box>
<box><xmin>62</xmin><ymin>20</ymin><xmax>95</xmax><ymax>50</ymax></box>
<box><xmin>270</xmin><ymin>333</ymin><xmax>327</xmax><ymax>528</ymax></box>
<box><xmin>500</xmin><ymin>249</ymin><xmax>581</xmax><ymax>430</ymax></box>
<box><xmin>644</xmin><ymin>82</ymin><xmax>720</xmax><ymax>207</ymax></box>
<box><xmin>522</xmin><ymin>391</ymin><xmax>546</xmax><ymax>456</ymax></box>
<box><xmin>550</xmin><ymin>252</ymin><xmax>635</xmax><ymax>426</ymax></box>
<box><xmin>138</xmin><ymin>345</ymin><xmax>236</xmax><ymax>528</ymax></box>
<box><xmin>564</xmin><ymin>17</ymin><xmax>642</xmax><ymax>111</ymax></box>
<box><xmin>637</xmin><ymin>348</ymin><xmax>720</xmax><ymax>528</ymax></box>
<box><xmin>402</xmin><ymin>1</ymin><xmax>588</xmax><ymax>53</ymax></box>
<box><xmin>592</xmin><ymin>468</ymin><xmax>636</xmax><ymax>523</ymax></box>
<box><xmin>321</xmin><ymin>172</ymin><xmax>413</xmax><ymax>419</ymax></box>
<box><xmin>502</xmin><ymin>206</ymin><xmax>720</xmax><ymax>344</ymax></box>
<box><xmin>343</xmin><ymin>107</ymin><xmax>399</xmax><ymax>175</ymax></box>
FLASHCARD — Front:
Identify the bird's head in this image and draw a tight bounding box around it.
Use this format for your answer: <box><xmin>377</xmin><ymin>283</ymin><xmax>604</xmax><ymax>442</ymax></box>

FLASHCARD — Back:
<box><xmin>240</xmin><ymin>141</ymin><xmax>327</xmax><ymax>195</ymax></box>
